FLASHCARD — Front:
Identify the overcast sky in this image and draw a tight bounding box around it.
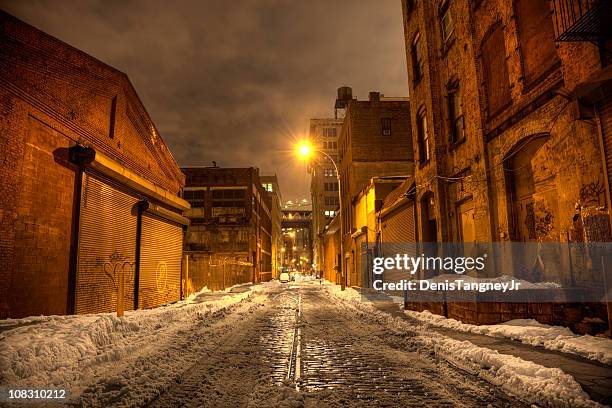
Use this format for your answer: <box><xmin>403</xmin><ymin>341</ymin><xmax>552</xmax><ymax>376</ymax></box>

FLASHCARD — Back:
<box><xmin>1</xmin><ymin>0</ymin><xmax>408</xmax><ymax>201</ymax></box>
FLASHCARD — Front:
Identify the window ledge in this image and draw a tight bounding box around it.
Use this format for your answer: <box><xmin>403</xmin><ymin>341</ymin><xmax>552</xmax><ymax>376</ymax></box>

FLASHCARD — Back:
<box><xmin>418</xmin><ymin>159</ymin><xmax>431</xmax><ymax>169</ymax></box>
<box><xmin>449</xmin><ymin>137</ymin><xmax>466</xmax><ymax>151</ymax></box>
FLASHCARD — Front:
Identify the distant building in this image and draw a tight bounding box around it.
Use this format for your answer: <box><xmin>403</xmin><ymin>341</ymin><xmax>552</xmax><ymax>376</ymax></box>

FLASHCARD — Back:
<box><xmin>337</xmin><ymin>91</ymin><xmax>414</xmax><ymax>287</ymax></box>
<box><xmin>182</xmin><ymin>167</ymin><xmax>273</xmax><ymax>290</ymax></box>
<box><xmin>0</xmin><ymin>12</ymin><xmax>189</xmax><ymax>318</ymax></box>
<box><xmin>281</xmin><ymin>202</ymin><xmax>313</xmax><ymax>274</ymax></box>
<box><xmin>309</xmin><ymin>116</ymin><xmax>343</xmax><ymax>275</ymax></box>
<box><xmin>260</xmin><ymin>175</ymin><xmax>283</xmax><ymax>279</ymax></box>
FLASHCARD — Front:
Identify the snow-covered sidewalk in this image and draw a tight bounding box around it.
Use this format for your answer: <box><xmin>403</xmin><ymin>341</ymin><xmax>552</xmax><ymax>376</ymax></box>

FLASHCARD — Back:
<box><xmin>324</xmin><ymin>283</ymin><xmax>606</xmax><ymax>408</ymax></box>
<box><xmin>404</xmin><ymin>309</ymin><xmax>612</xmax><ymax>365</ymax></box>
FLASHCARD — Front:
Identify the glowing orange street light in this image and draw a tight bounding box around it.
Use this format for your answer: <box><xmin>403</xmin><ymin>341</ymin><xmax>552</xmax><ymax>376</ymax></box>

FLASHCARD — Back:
<box><xmin>296</xmin><ymin>141</ymin><xmax>313</xmax><ymax>159</ymax></box>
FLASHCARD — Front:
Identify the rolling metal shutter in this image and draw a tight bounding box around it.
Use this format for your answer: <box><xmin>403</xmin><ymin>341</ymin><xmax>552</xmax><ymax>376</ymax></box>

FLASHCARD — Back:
<box><xmin>138</xmin><ymin>214</ymin><xmax>183</xmax><ymax>309</ymax></box>
<box><xmin>381</xmin><ymin>202</ymin><xmax>417</xmax><ymax>257</ymax></box>
<box><xmin>75</xmin><ymin>173</ymin><xmax>138</xmax><ymax>314</ymax></box>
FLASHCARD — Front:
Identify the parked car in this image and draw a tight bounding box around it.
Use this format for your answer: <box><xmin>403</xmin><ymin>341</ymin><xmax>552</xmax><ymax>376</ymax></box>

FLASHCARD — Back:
<box><xmin>279</xmin><ymin>272</ymin><xmax>290</xmax><ymax>283</ymax></box>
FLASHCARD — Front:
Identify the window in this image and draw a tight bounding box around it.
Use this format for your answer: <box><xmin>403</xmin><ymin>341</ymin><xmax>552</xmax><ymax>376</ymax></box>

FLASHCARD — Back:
<box><xmin>323</xmin><ymin>127</ymin><xmax>337</xmax><ymax>137</ymax></box>
<box><xmin>325</xmin><ymin>196</ymin><xmax>339</xmax><ymax>206</ymax></box>
<box><xmin>323</xmin><ymin>141</ymin><xmax>337</xmax><ymax>150</ymax></box>
<box><xmin>481</xmin><ymin>24</ymin><xmax>511</xmax><ymax>117</ymax></box>
<box><xmin>406</xmin><ymin>0</ymin><xmax>414</xmax><ymax>15</ymax></box>
<box><xmin>184</xmin><ymin>190</ymin><xmax>205</xmax><ymax>208</ymax></box>
<box><xmin>325</xmin><ymin>182</ymin><xmax>339</xmax><ymax>192</ymax></box>
<box><xmin>440</xmin><ymin>4</ymin><xmax>454</xmax><ymax>42</ymax></box>
<box><xmin>324</xmin><ymin>168</ymin><xmax>336</xmax><ymax>177</ymax></box>
<box><xmin>324</xmin><ymin>210</ymin><xmax>336</xmax><ymax>218</ymax></box>
<box><xmin>381</xmin><ymin>118</ymin><xmax>392</xmax><ymax>136</ymax></box>
<box><xmin>417</xmin><ymin>110</ymin><xmax>430</xmax><ymax>163</ymax></box>
<box><xmin>411</xmin><ymin>33</ymin><xmax>424</xmax><ymax>83</ymax></box>
<box><xmin>262</xmin><ymin>183</ymin><xmax>273</xmax><ymax>192</ymax></box>
<box><xmin>448</xmin><ymin>82</ymin><xmax>465</xmax><ymax>143</ymax></box>
<box><xmin>212</xmin><ymin>189</ymin><xmax>245</xmax><ymax>208</ymax></box>
<box><xmin>515</xmin><ymin>0</ymin><xmax>558</xmax><ymax>86</ymax></box>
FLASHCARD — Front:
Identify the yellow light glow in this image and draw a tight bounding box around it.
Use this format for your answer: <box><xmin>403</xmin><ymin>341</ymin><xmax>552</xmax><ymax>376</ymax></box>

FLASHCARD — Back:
<box><xmin>296</xmin><ymin>141</ymin><xmax>313</xmax><ymax>158</ymax></box>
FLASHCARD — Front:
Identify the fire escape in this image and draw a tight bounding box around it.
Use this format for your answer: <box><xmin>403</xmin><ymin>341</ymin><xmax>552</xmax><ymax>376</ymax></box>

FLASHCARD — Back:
<box><xmin>552</xmin><ymin>0</ymin><xmax>612</xmax><ymax>44</ymax></box>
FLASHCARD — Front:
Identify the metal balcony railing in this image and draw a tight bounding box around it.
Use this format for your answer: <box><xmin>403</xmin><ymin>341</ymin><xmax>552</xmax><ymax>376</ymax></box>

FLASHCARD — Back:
<box><xmin>552</xmin><ymin>0</ymin><xmax>612</xmax><ymax>42</ymax></box>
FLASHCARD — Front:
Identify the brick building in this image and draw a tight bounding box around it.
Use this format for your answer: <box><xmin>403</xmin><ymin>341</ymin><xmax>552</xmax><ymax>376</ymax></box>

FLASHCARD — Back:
<box><xmin>402</xmin><ymin>0</ymin><xmax>610</xmax><ymax>244</ymax></box>
<box><xmin>0</xmin><ymin>12</ymin><xmax>189</xmax><ymax>318</ymax></box>
<box><xmin>337</xmin><ymin>92</ymin><xmax>414</xmax><ymax>287</ymax></box>
<box><xmin>309</xmin><ymin>117</ymin><xmax>343</xmax><ymax>275</ymax></box>
<box><xmin>401</xmin><ymin>0</ymin><xmax>611</xmax><ymax>331</ymax></box>
<box><xmin>260</xmin><ymin>175</ymin><xmax>283</xmax><ymax>279</ymax></box>
<box><xmin>182</xmin><ymin>167</ymin><xmax>272</xmax><ymax>290</ymax></box>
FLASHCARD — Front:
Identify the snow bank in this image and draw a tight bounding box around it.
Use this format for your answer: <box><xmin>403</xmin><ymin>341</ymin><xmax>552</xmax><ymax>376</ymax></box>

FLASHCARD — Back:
<box><xmin>0</xmin><ymin>287</ymin><xmax>253</xmax><ymax>392</ymax></box>
<box><xmin>405</xmin><ymin>310</ymin><xmax>612</xmax><ymax>365</ymax></box>
<box><xmin>431</xmin><ymin>337</ymin><xmax>602</xmax><ymax>408</ymax></box>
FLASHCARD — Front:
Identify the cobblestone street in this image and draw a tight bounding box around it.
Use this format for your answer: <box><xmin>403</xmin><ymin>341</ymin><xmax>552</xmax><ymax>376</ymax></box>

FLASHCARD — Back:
<box><xmin>131</xmin><ymin>283</ymin><xmax>523</xmax><ymax>407</ymax></box>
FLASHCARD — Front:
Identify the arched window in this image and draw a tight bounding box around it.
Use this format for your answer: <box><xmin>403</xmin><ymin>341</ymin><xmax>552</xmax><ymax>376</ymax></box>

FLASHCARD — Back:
<box><xmin>515</xmin><ymin>0</ymin><xmax>558</xmax><ymax>87</ymax></box>
<box><xmin>481</xmin><ymin>24</ymin><xmax>511</xmax><ymax>117</ymax></box>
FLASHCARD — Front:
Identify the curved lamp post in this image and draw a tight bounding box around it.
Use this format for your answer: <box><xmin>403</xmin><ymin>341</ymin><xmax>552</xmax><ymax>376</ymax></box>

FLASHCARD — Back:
<box><xmin>296</xmin><ymin>142</ymin><xmax>346</xmax><ymax>290</ymax></box>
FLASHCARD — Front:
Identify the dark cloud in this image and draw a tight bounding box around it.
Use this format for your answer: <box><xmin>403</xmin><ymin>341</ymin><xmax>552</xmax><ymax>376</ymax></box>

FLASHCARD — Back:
<box><xmin>0</xmin><ymin>0</ymin><xmax>408</xmax><ymax>201</ymax></box>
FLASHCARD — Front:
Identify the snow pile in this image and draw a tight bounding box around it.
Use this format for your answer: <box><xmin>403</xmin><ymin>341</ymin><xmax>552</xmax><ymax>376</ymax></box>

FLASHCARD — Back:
<box><xmin>405</xmin><ymin>310</ymin><xmax>612</xmax><ymax>365</ymax></box>
<box><xmin>0</xmin><ymin>287</ymin><xmax>253</xmax><ymax>391</ymax></box>
<box><xmin>431</xmin><ymin>337</ymin><xmax>602</xmax><ymax>408</ymax></box>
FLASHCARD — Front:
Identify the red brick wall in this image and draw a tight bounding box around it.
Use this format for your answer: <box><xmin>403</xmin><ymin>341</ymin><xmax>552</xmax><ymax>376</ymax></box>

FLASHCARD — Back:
<box><xmin>0</xmin><ymin>12</ymin><xmax>185</xmax><ymax>318</ymax></box>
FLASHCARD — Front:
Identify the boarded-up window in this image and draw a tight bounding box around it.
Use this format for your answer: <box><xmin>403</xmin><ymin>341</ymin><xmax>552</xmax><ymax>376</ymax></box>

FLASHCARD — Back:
<box><xmin>481</xmin><ymin>24</ymin><xmax>511</xmax><ymax>117</ymax></box>
<box><xmin>516</xmin><ymin>0</ymin><xmax>558</xmax><ymax>86</ymax></box>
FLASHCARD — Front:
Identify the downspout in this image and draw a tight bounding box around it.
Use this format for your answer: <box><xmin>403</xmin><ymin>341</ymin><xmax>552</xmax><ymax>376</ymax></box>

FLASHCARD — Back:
<box><xmin>67</xmin><ymin>146</ymin><xmax>95</xmax><ymax>315</ymax></box>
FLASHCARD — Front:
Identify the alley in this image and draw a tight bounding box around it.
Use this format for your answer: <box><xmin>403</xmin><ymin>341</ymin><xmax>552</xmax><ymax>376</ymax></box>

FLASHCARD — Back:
<box><xmin>66</xmin><ymin>281</ymin><xmax>523</xmax><ymax>407</ymax></box>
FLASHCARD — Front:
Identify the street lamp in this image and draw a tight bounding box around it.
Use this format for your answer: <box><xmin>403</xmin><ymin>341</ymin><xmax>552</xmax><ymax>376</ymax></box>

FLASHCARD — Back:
<box><xmin>295</xmin><ymin>141</ymin><xmax>346</xmax><ymax>290</ymax></box>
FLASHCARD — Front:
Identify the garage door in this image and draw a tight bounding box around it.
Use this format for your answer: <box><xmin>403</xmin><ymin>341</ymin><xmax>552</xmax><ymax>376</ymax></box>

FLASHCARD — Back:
<box><xmin>138</xmin><ymin>213</ymin><xmax>183</xmax><ymax>309</ymax></box>
<box><xmin>75</xmin><ymin>173</ymin><xmax>138</xmax><ymax>314</ymax></box>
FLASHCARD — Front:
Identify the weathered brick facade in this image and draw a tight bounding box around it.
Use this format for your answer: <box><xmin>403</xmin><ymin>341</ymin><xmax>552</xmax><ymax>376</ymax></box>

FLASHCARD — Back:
<box><xmin>401</xmin><ymin>0</ymin><xmax>609</xmax><ymax>247</ymax></box>
<box><xmin>338</xmin><ymin>94</ymin><xmax>413</xmax><ymax>286</ymax></box>
<box><xmin>0</xmin><ymin>12</ymin><xmax>186</xmax><ymax>318</ymax></box>
<box><xmin>182</xmin><ymin>167</ymin><xmax>273</xmax><ymax>288</ymax></box>
<box><xmin>401</xmin><ymin>0</ymin><xmax>611</xmax><ymax>332</ymax></box>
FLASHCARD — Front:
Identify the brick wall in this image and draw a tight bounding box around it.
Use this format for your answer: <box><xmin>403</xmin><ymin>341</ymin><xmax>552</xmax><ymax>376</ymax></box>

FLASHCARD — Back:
<box><xmin>0</xmin><ymin>12</ymin><xmax>184</xmax><ymax>318</ymax></box>
<box><xmin>401</xmin><ymin>0</ymin><xmax>609</xmax><ymax>331</ymax></box>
